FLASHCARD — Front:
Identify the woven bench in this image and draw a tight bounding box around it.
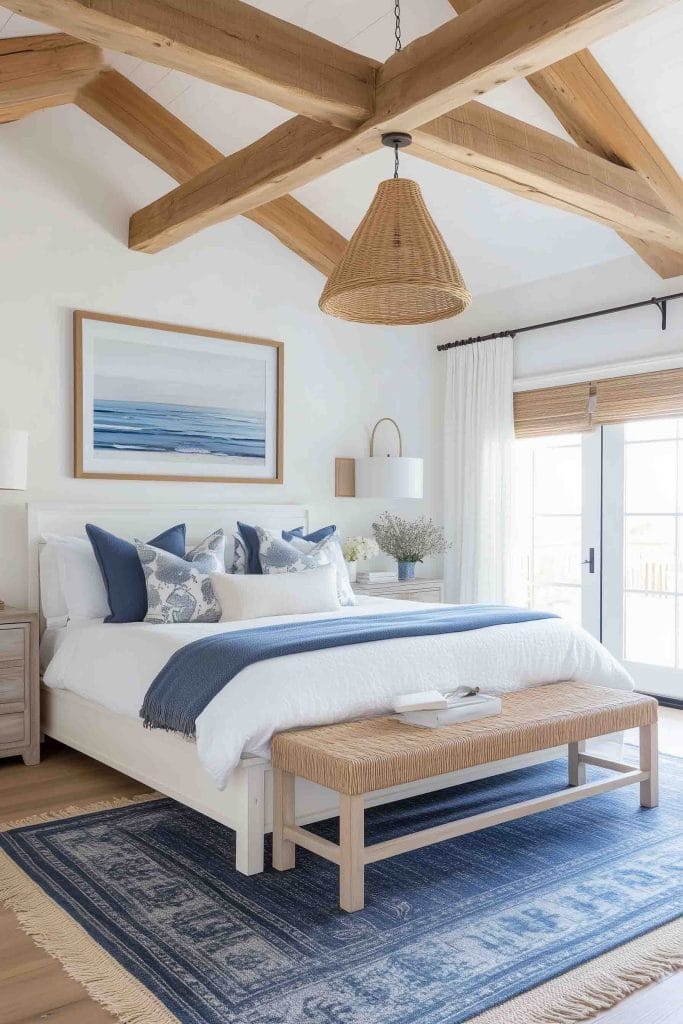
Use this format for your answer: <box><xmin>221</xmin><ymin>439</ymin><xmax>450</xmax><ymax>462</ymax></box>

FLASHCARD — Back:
<box><xmin>271</xmin><ymin>682</ymin><xmax>658</xmax><ymax>912</ymax></box>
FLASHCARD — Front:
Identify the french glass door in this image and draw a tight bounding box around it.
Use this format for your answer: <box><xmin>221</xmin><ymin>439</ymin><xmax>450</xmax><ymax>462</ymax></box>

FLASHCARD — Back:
<box><xmin>510</xmin><ymin>431</ymin><xmax>601</xmax><ymax>639</ymax></box>
<box><xmin>602</xmin><ymin>418</ymin><xmax>683</xmax><ymax>701</ymax></box>
<box><xmin>511</xmin><ymin>418</ymin><xmax>683</xmax><ymax>701</ymax></box>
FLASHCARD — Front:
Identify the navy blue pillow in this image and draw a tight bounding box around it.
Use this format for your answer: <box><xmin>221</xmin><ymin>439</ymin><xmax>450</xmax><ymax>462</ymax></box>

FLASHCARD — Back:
<box><xmin>86</xmin><ymin>523</ymin><xmax>186</xmax><ymax>623</ymax></box>
<box><xmin>282</xmin><ymin>525</ymin><xmax>337</xmax><ymax>543</ymax></box>
<box><xmin>237</xmin><ymin>522</ymin><xmax>336</xmax><ymax>574</ymax></box>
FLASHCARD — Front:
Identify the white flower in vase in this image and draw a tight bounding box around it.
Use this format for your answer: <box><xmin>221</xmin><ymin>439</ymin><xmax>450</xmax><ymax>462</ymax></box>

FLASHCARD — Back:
<box><xmin>342</xmin><ymin>536</ymin><xmax>380</xmax><ymax>582</ymax></box>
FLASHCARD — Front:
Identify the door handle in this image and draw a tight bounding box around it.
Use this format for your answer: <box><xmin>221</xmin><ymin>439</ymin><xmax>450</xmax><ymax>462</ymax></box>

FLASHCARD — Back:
<box><xmin>582</xmin><ymin>547</ymin><xmax>595</xmax><ymax>574</ymax></box>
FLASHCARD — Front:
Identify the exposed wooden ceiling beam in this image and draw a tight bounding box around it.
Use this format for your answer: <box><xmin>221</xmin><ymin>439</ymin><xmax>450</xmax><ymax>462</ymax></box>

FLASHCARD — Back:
<box><xmin>129</xmin><ymin>115</ymin><xmax>366</xmax><ymax>254</ymax></box>
<box><xmin>411</xmin><ymin>102</ymin><xmax>683</xmax><ymax>253</ymax></box>
<box><xmin>0</xmin><ymin>32</ymin><xmax>101</xmax><ymax>122</ymax></box>
<box><xmin>76</xmin><ymin>68</ymin><xmax>347</xmax><ymax>276</ymax></box>
<box><xmin>0</xmin><ymin>0</ymin><xmax>378</xmax><ymax>129</ymax></box>
<box><xmin>129</xmin><ymin>94</ymin><xmax>683</xmax><ymax>259</ymax></box>
<box><xmin>373</xmin><ymin>0</ymin><xmax>670</xmax><ymax>133</ymax></box>
<box><xmin>527</xmin><ymin>50</ymin><xmax>683</xmax><ymax>277</ymax></box>
<box><xmin>128</xmin><ymin>0</ymin><xmax>672</xmax><ymax>254</ymax></box>
<box><xmin>448</xmin><ymin>0</ymin><xmax>683</xmax><ymax>277</ymax></box>
<box><xmin>75</xmin><ymin>66</ymin><xmax>223</xmax><ymax>182</ymax></box>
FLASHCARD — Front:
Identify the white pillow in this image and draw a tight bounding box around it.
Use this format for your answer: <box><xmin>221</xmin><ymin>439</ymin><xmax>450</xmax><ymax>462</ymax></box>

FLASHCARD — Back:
<box><xmin>39</xmin><ymin>541</ymin><xmax>69</xmax><ymax>628</ymax></box>
<box><xmin>41</xmin><ymin>534</ymin><xmax>110</xmax><ymax>625</ymax></box>
<box><xmin>211</xmin><ymin>563</ymin><xmax>340</xmax><ymax>622</ymax></box>
<box><xmin>256</xmin><ymin>527</ymin><xmax>356</xmax><ymax>607</ymax></box>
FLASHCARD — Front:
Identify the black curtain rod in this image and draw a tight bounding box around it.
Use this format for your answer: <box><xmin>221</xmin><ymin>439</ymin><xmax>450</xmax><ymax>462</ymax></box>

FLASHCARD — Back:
<box><xmin>436</xmin><ymin>290</ymin><xmax>683</xmax><ymax>352</ymax></box>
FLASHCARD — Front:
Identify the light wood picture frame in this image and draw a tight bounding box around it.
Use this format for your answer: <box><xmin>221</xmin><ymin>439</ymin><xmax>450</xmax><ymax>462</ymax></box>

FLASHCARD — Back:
<box><xmin>74</xmin><ymin>311</ymin><xmax>283</xmax><ymax>484</ymax></box>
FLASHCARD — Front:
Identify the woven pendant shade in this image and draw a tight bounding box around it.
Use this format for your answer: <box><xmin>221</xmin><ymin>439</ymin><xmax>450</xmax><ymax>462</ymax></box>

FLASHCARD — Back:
<box><xmin>319</xmin><ymin>178</ymin><xmax>471</xmax><ymax>326</ymax></box>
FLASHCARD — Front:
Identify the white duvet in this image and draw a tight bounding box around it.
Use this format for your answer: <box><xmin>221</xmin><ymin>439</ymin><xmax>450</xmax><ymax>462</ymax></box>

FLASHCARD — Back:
<box><xmin>43</xmin><ymin>596</ymin><xmax>633</xmax><ymax>789</ymax></box>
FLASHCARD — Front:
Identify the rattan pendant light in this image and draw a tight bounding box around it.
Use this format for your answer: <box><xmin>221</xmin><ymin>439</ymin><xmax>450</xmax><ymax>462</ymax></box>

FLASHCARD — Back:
<box><xmin>319</xmin><ymin>4</ymin><xmax>471</xmax><ymax>326</ymax></box>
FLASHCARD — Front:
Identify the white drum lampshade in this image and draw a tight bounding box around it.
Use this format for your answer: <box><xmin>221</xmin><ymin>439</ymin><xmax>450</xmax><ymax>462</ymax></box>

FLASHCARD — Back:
<box><xmin>0</xmin><ymin>429</ymin><xmax>29</xmax><ymax>490</ymax></box>
<box><xmin>355</xmin><ymin>418</ymin><xmax>423</xmax><ymax>499</ymax></box>
<box><xmin>355</xmin><ymin>456</ymin><xmax>423</xmax><ymax>499</ymax></box>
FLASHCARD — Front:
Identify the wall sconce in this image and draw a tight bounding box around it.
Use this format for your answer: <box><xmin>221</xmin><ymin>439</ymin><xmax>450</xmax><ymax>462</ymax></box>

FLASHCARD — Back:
<box><xmin>335</xmin><ymin>418</ymin><xmax>423</xmax><ymax>498</ymax></box>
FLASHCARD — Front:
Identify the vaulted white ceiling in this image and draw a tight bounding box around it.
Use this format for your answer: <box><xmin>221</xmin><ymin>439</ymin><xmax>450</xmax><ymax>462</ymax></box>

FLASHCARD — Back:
<box><xmin>1</xmin><ymin>1</ymin><xmax>682</xmax><ymax>297</ymax></box>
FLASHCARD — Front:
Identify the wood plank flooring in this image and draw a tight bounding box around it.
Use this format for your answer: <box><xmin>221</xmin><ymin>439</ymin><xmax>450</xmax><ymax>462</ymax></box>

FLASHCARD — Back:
<box><xmin>0</xmin><ymin>713</ymin><xmax>680</xmax><ymax>1024</ymax></box>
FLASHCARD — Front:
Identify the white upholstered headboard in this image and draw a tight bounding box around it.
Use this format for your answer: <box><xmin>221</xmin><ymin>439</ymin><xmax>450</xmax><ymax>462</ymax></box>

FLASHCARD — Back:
<box><xmin>27</xmin><ymin>501</ymin><xmax>309</xmax><ymax>617</ymax></box>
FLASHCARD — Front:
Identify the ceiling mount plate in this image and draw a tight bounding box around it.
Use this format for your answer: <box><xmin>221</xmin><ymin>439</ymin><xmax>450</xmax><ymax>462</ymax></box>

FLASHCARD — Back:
<box><xmin>381</xmin><ymin>131</ymin><xmax>412</xmax><ymax>149</ymax></box>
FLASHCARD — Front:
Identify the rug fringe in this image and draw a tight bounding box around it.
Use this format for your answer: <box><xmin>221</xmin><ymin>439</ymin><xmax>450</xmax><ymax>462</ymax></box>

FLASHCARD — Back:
<box><xmin>0</xmin><ymin>849</ymin><xmax>180</xmax><ymax>1024</ymax></box>
<box><xmin>0</xmin><ymin>790</ymin><xmax>161</xmax><ymax>832</ymax></box>
<box><xmin>468</xmin><ymin>917</ymin><xmax>682</xmax><ymax>1024</ymax></box>
<box><xmin>1</xmin><ymin>792</ymin><xmax>178</xmax><ymax>1024</ymax></box>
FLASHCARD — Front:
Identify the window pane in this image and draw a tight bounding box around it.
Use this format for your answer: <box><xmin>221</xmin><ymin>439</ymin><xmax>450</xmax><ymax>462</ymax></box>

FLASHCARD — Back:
<box><xmin>624</xmin><ymin>515</ymin><xmax>676</xmax><ymax>593</ymax></box>
<box><xmin>533</xmin><ymin>445</ymin><xmax>581</xmax><ymax>515</ymax></box>
<box><xmin>624</xmin><ymin>441</ymin><xmax>677</xmax><ymax>514</ymax></box>
<box><xmin>533</xmin><ymin>585</ymin><xmax>581</xmax><ymax>626</ymax></box>
<box><xmin>534</xmin><ymin>515</ymin><xmax>581</xmax><ymax>585</ymax></box>
<box><xmin>624</xmin><ymin>592</ymin><xmax>675</xmax><ymax>666</ymax></box>
<box><xmin>624</xmin><ymin>418</ymin><xmax>677</xmax><ymax>442</ymax></box>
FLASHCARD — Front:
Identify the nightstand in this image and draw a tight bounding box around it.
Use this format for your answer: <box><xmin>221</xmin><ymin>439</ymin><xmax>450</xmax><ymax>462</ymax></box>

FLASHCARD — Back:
<box><xmin>351</xmin><ymin>578</ymin><xmax>444</xmax><ymax>603</ymax></box>
<box><xmin>0</xmin><ymin>607</ymin><xmax>40</xmax><ymax>765</ymax></box>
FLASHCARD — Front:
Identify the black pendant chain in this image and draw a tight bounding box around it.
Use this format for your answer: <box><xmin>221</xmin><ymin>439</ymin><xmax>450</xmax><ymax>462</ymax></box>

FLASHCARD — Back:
<box><xmin>394</xmin><ymin>2</ymin><xmax>401</xmax><ymax>175</ymax></box>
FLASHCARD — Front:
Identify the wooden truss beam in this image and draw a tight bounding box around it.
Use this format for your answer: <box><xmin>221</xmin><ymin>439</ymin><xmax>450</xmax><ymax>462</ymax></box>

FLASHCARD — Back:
<box><xmin>0</xmin><ymin>32</ymin><xmax>101</xmax><ymax>123</ymax></box>
<box><xmin>75</xmin><ymin>69</ymin><xmax>347</xmax><ymax>276</ymax></box>
<box><xmin>372</xmin><ymin>0</ymin><xmax>670</xmax><ymax>133</ymax></box>
<box><xmin>129</xmin><ymin>96</ymin><xmax>683</xmax><ymax>258</ymax></box>
<box><xmin>410</xmin><ymin>102</ymin><xmax>683</xmax><ymax>254</ymax></box>
<box><xmin>449</xmin><ymin>0</ymin><xmax>683</xmax><ymax>277</ymax></box>
<box><xmin>128</xmin><ymin>0</ymin><xmax>673</xmax><ymax>254</ymax></box>
<box><xmin>0</xmin><ymin>0</ymin><xmax>378</xmax><ymax>129</ymax></box>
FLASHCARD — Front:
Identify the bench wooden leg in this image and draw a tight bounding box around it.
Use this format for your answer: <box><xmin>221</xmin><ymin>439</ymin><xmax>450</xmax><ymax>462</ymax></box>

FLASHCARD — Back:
<box><xmin>640</xmin><ymin>722</ymin><xmax>659</xmax><ymax>808</ymax></box>
<box><xmin>339</xmin><ymin>793</ymin><xmax>365</xmax><ymax>912</ymax></box>
<box><xmin>568</xmin><ymin>740</ymin><xmax>586</xmax><ymax>786</ymax></box>
<box><xmin>272</xmin><ymin>768</ymin><xmax>296</xmax><ymax>871</ymax></box>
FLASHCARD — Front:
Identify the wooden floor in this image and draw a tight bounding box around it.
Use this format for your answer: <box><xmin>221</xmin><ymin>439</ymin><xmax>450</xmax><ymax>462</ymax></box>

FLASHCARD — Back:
<box><xmin>0</xmin><ymin>711</ymin><xmax>681</xmax><ymax>1024</ymax></box>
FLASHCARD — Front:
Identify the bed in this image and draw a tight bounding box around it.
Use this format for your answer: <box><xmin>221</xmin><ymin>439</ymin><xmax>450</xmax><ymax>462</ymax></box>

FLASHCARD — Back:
<box><xmin>30</xmin><ymin>501</ymin><xmax>633</xmax><ymax>876</ymax></box>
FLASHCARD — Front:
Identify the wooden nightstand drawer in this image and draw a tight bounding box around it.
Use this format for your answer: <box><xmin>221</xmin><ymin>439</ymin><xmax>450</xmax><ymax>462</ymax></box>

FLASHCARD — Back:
<box><xmin>0</xmin><ymin>713</ymin><xmax>26</xmax><ymax>745</ymax></box>
<box><xmin>352</xmin><ymin>579</ymin><xmax>444</xmax><ymax>603</ymax></box>
<box><xmin>0</xmin><ymin>611</ymin><xmax>38</xmax><ymax>765</ymax></box>
<box><xmin>0</xmin><ymin>662</ymin><xmax>25</xmax><ymax>703</ymax></box>
<box><xmin>407</xmin><ymin>589</ymin><xmax>443</xmax><ymax>603</ymax></box>
<box><xmin>0</xmin><ymin>625</ymin><xmax>26</xmax><ymax>662</ymax></box>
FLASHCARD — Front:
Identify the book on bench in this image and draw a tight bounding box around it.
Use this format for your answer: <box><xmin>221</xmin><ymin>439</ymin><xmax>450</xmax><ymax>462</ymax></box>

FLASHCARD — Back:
<box><xmin>394</xmin><ymin>687</ymin><xmax>502</xmax><ymax>727</ymax></box>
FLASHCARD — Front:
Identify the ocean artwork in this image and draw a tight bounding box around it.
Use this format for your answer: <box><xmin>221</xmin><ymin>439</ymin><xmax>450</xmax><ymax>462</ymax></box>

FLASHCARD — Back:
<box><xmin>75</xmin><ymin>313</ymin><xmax>282</xmax><ymax>482</ymax></box>
<box><xmin>93</xmin><ymin>400</ymin><xmax>266</xmax><ymax>460</ymax></box>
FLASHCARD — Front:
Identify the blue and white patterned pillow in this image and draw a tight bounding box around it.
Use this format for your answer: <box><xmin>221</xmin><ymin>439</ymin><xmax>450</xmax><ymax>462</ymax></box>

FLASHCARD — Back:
<box><xmin>230</xmin><ymin>533</ymin><xmax>247</xmax><ymax>575</ymax></box>
<box><xmin>137</xmin><ymin>529</ymin><xmax>226</xmax><ymax>624</ymax></box>
<box><xmin>255</xmin><ymin>527</ymin><xmax>356</xmax><ymax>607</ymax></box>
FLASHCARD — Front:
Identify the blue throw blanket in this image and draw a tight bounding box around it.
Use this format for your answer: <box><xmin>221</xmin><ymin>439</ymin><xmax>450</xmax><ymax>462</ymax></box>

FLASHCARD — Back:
<box><xmin>140</xmin><ymin>605</ymin><xmax>556</xmax><ymax>737</ymax></box>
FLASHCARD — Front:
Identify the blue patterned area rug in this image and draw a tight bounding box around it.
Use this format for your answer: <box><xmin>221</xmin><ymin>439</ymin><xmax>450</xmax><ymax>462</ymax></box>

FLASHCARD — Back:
<box><xmin>1</xmin><ymin>754</ymin><xmax>681</xmax><ymax>1024</ymax></box>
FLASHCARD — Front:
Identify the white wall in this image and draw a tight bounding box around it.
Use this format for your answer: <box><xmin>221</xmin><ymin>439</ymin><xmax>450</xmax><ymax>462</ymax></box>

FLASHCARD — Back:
<box><xmin>0</xmin><ymin>108</ymin><xmax>442</xmax><ymax>608</ymax></box>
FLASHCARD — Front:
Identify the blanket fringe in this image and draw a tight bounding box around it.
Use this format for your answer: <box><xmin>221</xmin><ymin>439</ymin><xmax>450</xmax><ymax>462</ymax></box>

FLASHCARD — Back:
<box><xmin>468</xmin><ymin>917</ymin><xmax>682</xmax><ymax>1024</ymax></box>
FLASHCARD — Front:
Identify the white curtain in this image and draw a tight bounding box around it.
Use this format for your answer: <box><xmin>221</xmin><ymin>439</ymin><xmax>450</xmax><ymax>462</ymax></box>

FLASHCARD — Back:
<box><xmin>443</xmin><ymin>338</ymin><xmax>514</xmax><ymax>604</ymax></box>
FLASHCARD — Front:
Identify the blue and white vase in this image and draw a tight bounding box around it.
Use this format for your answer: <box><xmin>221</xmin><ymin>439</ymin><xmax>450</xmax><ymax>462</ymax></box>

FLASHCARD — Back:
<box><xmin>398</xmin><ymin>561</ymin><xmax>416</xmax><ymax>580</ymax></box>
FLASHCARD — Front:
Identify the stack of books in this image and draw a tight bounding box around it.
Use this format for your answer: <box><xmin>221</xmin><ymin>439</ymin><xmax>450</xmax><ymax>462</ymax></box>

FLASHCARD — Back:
<box><xmin>393</xmin><ymin>687</ymin><xmax>502</xmax><ymax>728</ymax></box>
<box><xmin>356</xmin><ymin>570</ymin><xmax>398</xmax><ymax>583</ymax></box>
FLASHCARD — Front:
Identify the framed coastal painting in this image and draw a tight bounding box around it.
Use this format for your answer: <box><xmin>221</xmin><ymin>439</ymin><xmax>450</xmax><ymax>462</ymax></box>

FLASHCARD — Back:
<box><xmin>74</xmin><ymin>311</ymin><xmax>283</xmax><ymax>483</ymax></box>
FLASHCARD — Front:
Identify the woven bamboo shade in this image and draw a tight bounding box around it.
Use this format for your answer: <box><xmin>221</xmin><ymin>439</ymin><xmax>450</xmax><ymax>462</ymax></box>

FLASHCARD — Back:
<box><xmin>514</xmin><ymin>367</ymin><xmax>683</xmax><ymax>438</ymax></box>
<box><xmin>319</xmin><ymin>178</ymin><xmax>471</xmax><ymax>326</ymax></box>
<box><xmin>593</xmin><ymin>367</ymin><xmax>683</xmax><ymax>424</ymax></box>
<box><xmin>514</xmin><ymin>383</ymin><xmax>594</xmax><ymax>438</ymax></box>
